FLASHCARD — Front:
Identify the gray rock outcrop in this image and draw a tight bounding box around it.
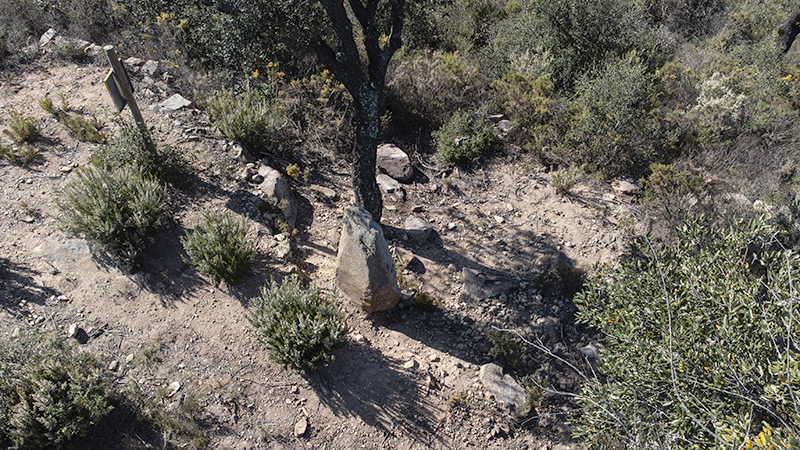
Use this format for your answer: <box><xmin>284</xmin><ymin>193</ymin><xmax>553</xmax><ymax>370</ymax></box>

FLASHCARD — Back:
<box><xmin>335</xmin><ymin>206</ymin><xmax>400</xmax><ymax>312</ymax></box>
<box><xmin>377</xmin><ymin>144</ymin><xmax>414</xmax><ymax>181</ymax></box>
<box><xmin>479</xmin><ymin>363</ymin><xmax>526</xmax><ymax>413</ymax></box>
<box><xmin>258</xmin><ymin>167</ymin><xmax>298</xmax><ymax>228</ymax></box>
<box><xmin>377</xmin><ymin>174</ymin><xmax>405</xmax><ymax>202</ymax></box>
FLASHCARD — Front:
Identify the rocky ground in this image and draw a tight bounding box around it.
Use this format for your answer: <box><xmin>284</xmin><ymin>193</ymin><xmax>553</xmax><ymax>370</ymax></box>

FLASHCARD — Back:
<box><xmin>0</xmin><ymin>35</ymin><xmax>638</xmax><ymax>449</ymax></box>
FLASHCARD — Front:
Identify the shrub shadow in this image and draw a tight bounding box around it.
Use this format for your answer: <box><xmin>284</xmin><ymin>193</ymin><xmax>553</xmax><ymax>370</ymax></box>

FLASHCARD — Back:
<box><xmin>0</xmin><ymin>257</ymin><xmax>60</xmax><ymax>316</ymax></box>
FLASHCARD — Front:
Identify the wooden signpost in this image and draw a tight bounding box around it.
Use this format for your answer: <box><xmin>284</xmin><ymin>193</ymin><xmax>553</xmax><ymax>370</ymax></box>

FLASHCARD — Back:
<box><xmin>102</xmin><ymin>45</ymin><xmax>146</xmax><ymax>130</ymax></box>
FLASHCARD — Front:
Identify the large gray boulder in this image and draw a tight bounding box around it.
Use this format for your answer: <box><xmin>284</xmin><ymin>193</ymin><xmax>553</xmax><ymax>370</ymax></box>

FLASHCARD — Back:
<box><xmin>377</xmin><ymin>144</ymin><xmax>414</xmax><ymax>182</ymax></box>
<box><xmin>335</xmin><ymin>206</ymin><xmax>401</xmax><ymax>312</ymax></box>
<box><xmin>258</xmin><ymin>167</ymin><xmax>298</xmax><ymax>228</ymax></box>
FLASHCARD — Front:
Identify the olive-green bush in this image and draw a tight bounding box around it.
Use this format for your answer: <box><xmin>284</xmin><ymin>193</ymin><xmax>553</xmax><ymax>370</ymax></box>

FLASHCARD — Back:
<box><xmin>0</xmin><ymin>332</ymin><xmax>112</xmax><ymax>450</ymax></box>
<box><xmin>57</xmin><ymin>165</ymin><xmax>167</xmax><ymax>270</ymax></box>
<box><xmin>248</xmin><ymin>277</ymin><xmax>347</xmax><ymax>371</ymax></box>
<box><xmin>206</xmin><ymin>82</ymin><xmax>289</xmax><ymax>156</ymax></box>
<box><xmin>574</xmin><ymin>217</ymin><xmax>800</xmax><ymax>448</ymax></box>
<box><xmin>434</xmin><ymin>108</ymin><xmax>498</xmax><ymax>165</ymax></box>
<box><xmin>181</xmin><ymin>210</ymin><xmax>254</xmax><ymax>284</ymax></box>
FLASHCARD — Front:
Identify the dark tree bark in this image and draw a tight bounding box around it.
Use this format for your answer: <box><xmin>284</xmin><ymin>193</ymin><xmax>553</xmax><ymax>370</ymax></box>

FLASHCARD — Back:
<box><xmin>778</xmin><ymin>6</ymin><xmax>800</xmax><ymax>54</ymax></box>
<box><xmin>312</xmin><ymin>0</ymin><xmax>405</xmax><ymax>223</ymax></box>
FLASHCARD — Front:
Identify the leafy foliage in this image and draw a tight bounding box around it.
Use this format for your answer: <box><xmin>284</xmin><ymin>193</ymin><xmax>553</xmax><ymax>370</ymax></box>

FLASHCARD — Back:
<box><xmin>0</xmin><ymin>332</ymin><xmax>112</xmax><ymax>450</ymax></box>
<box><xmin>181</xmin><ymin>210</ymin><xmax>254</xmax><ymax>284</ymax></box>
<box><xmin>0</xmin><ymin>143</ymin><xmax>37</xmax><ymax>166</ymax></box>
<box><xmin>206</xmin><ymin>81</ymin><xmax>289</xmax><ymax>156</ymax></box>
<box><xmin>91</xmin><ymin>119</ymin><xmax>190</xmax><ymax>184</ymax></box>
<box><xmin>3</xmin><ymin>109</ymin><xmax>40</xmax><ymax>143</ymax></box>
<box><xmin>57</xmin><ymin>165</ymin><xmax>167</xmax><ymax>270</ymax></box>
<box><xmin>575</xmin><ymin>217</ymin><xmax>800</xmax><ymax>447</ymax></box>
<box><xmin>248</xmin><ymin>277</ymin><xmax>347</xmax><ymax>371</ymax></box>
<box><xmin>434</xmin><ymin>108</ymin><xmax>498</xmax><ymax>165</ymax></box>
<box><xmin>550</xmin><ymin>165</ymin><xmax>582</xmax><ymax>196</ymax></box>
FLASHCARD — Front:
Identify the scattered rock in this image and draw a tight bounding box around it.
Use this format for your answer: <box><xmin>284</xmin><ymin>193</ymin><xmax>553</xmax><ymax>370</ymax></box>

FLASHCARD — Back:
<box><xmin>142</xmin><ymin>60</ymin><xmax>159</xmax><ymax>77</ymax></box>
<box><xmin>166</xmin><ymin>381</ymin><xmax>181</xmax><ymax>397</ymax></box>
<box><xmin>479</xmin><ymin>363</ymin><xmax>526</xmax><ymax>414</ymax></box>
<box><xmin>39</xmin><ymin>28</ymin><xmax>56</xmax><ymax>47</ymax></box>
<box><xmin>21</xmin><ymin>215</ymin><xmax>34</xmax><ymax>223</ymax></box>
<box><xmin>275</xmin><ymin>240</ymin><xmax>292</xmax><ymax>260</ymax></box>
<box><xmin>258</xmin><ymin>166</ymin><xmax>298</xmax><ymax>228</ymax></box>
<box><xmin>108</xmin><ymin>360</ymin><xmax>119</xmax><ymax>372</ymax></box>
<box><xmin>393</xmin><ymin>247</ymin><xmax>424</xmax><ymax>273</ymax></box>
<box><xmin>493</xmin><ymin>215</ymin><xmax>505</xmax><ymax>224</ymax></box>
<box><xmin>447</xmin><ymin>222</ymin><xmax>457</xmax><ymax>231</ymax></box>
<box><xmin>124</xmin><ymin>56</ymin><xmax>144</xmax><ymax>67</ymax></box>
<box><xmin>404</xmin><ymin>215</ymin><xmax>434</xmax><ymax>244</ymax></box>
<box><xmin>612</xmin><ymin>179</ymin><xmax>641</xmax><ymax>195</ymax></box>
<box><xmin>233</xmin><ymin>144</ymin><xmax>254</xmax><ymax>162</ymax></box>
<box><xmin>84</xmin><ymin>43</ymin><xmax>102</xmax><ymax>56</ymax></box>
<box><xmin>578</xmin><ymin>341</ymin><xmax>601</xmax><ymax>362</ymax></box>
<box><xmin>67</xmin><ymin>323</ymin><xmax>80</xmax><ymax>338</ymax></box>
<box><xmin>377</xmin><ymin>144</ymin><xmax>414</xmax><ymax>182</ymax></box>
<box><xmin>403</xmin><ymin>359</ymin><xmax>416</xmax><ymax>370</ymax></box>
<box><xmin>11</xmin><ymin>327</ymin><xmax>20</xmax><ymax>338</ymax></box>
<box><xmin>309</xmin><ymin>185</ymin><xmax>337</xmax><ymax>201</ymax></box>
<box><xmin>335</xmin><ymin>206</ymin><xmax>401</xmax><ymax>313</ymax></box>
<box><xmin>125</xmin><ymin>353</ymin><xmax>135</xmax><ymax>364</ymax></box>
<box><xmin>496</xmin><ymin>120</ymin><xmax>514</xmax><ymax>133</ymax></box>
<box><xmin>60</xmin><ymin>165</ymin><xmax>72</xmax><ymax>173</ymax></box>
<box><xmin>487</xmin><ymin>114</ymin><xmax>507</xmax><ymax>123</ymax></box>
<box><xmin>159</xmin><ymin>94</ymin><xmax>192</xmax><ymax>112</ymax></box>
<box><xmin>460</xmin><ymin>268</ymin><xmax>514</xmax><ymax>302</ymax></box>
<box><xmin>376</xmin><ymin>174</ymin><xmax>405</xmax><ymax>202</ymax></box>
<box><xmin>294</xmin><ymin>417</ymin><xmax>308</xmax><ymax>437</ymax></box>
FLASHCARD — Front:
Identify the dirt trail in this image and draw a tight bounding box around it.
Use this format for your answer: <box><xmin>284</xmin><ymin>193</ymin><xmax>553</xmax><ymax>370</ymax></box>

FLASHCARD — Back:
<box><xmin>0</xmin><ymin>55</ymin><xmax>633</xmax><ymax>449</ymax></box>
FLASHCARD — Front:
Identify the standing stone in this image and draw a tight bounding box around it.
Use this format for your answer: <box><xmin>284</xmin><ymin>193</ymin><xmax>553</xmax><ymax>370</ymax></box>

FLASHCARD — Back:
<box><xmin>335</xmin><ymin>206</ymin><xmax>401</xmax><ymax>312</ymax></box>
<box><xmin>258</xmin><ymin>167</ymin><xmax>298</xmax><ymax>228</ymax></box>
<box><xmin>377</xmin><ymin>144</ymin><xmax>414</xmax><ymax>182</ymax></box>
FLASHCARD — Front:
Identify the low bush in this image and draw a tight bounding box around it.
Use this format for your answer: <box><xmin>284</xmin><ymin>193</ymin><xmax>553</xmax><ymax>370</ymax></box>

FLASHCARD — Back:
<box><xmin>0</xmin><ymin>332</ymin><xmax>113</xmax><ymax>450</ymax></box>
<box><xmin>3</xmin><ymin>109</ymin><xmax>40</xmax><ymax>143</ymax></box>
<box><xmin>91</xmin><ymin>119</ymin><xmax>190</xmax><ymax>184</ymax></box>
<box><xmin>248</xmin><ymin>277</ymin><xmax>347</xmax><ymax>371</ymax></box>
<box><xmin>386</xmin><ymin>51</ymin><xmax>486</xmax><ymax>127</ymax></box>
<box><xmin>0</xmin><ymin>143</ymin><xmax>37</xmax><ymax>166</ymax></box>
<box><xmin>574</xmin><ymin>217</ymin><xmax>800</xmax><ymax>447</ymax></box>
<box><xmin>181</xmin><ymin>211</ymin><xmax>254</xmax><ymax>284</ymax></box>
<box><xmin>62</xmin><ymin>114</ymin><xmax>106</xmax><ymax>143</ymax></box>
<box><xmin>206</xmin><ymin>81</ymin><xmax>289</xmax><ymax>157</ymax></box>
<box><xmin>434</xmin><ymin>108</ymin><xmax>498</xmax><ymax>165</ymax></box>
<box><xmin>550</xmin><ymin>165</ymin><xmax>582</xmax><ymax>196</ymax></box>
<box><xmin>57</xmin><ymin>165</ymin><xmax>167</xmax><ymax>270</ymax></box>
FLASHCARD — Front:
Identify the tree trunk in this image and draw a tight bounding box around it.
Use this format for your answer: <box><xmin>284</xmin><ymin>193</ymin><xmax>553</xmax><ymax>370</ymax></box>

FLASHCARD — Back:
<box><xmin>352</xmin><ymin>86</ymin><xmax>383</xmax><ymax>223</ymax></box>
<box><xmin>778</xmin><ymin>7</ymin><xmax>800</xmax><ymax>54</ymax></box>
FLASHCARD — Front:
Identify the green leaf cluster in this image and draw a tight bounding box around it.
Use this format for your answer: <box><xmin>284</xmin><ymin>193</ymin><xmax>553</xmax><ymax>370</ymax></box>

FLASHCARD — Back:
<box><xmin>434</xmin><ymin>108</ymin><xmax>498</xmax><ymax>165</ymax></box>
<box><xmin>181</xmin><ymin>211</ymin><xmax>254</xmax><ymax>284</ymax></box>
<box><xmin>248</xmin><ymin>277</ymin><xmax>347</xmax><ymax>371</ymax></box>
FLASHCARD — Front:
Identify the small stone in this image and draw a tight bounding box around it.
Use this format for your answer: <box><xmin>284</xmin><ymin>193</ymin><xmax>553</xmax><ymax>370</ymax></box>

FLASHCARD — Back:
<box><xmin>142</xmin><ymin>60</ymin><xmax>159</xmax><ymax>76</ymax></box>
<box><xmin>57</xmin><ymin>295</ymin><xmax>69</xmax><ymax>302</ymax></box>
<box><xmin>21</xmin><ymin>215</ymin><xmax>34</xmax><ymax>223</ymax></box>
<box><xmin>493</xmin><ymin>215</ymin><xmax>505</xmax><ymax>224</ymax></box>
<box><xmin>294</xmin><ymin>417</ymin><xmax>308</xmax><ymax>437</ymax></box>
<box><xmin>60</xmin><ymin>166</ymin><xmax>72</xmax><ymax>173</ymax></box>
<box><xmin>159</xmin><ymin>94</ymin><xmax>192</xmax><ymax>112</ymax></box>
<box><xmin>612</xmin><ymin>179</ymin><xmax>641</xmax><ymax>195</ymax></box>
<box><xmin>108</xmin><ymin>360</ymin><xmax>119</xmax><ymax>371</ymax></box>
<box><xmin>166</xmin><ymin>381</ymin><xmax>181</xmax><ymax>397</ymax></box>
<box><xmin>25</xmin><ymin>178</ymin><xmax>32</xmax><ymax>184</ymax></box>
<box><xmin>447</xmin><ymin>222</ymin><xmax>457</xmax><ymax>231</ymax></box>
<box><xmin>39</xmin><ymin>28</ymin><xmax>57</xmax><ymax>47</ymax></box>
<box><xmin>11</xmin><ymin>327</ymin><xmax>20</xmax><ymax>338</ymax></box>
<box><xmin>353</xmin><ymin>333</ymin><xmax>366</xmax><ymax>343</ymax></box>
<box><xmin>403</xmin><ymin>360</ymin><xmax>416</xmax><ymax>370</ymax></box>
<box><xmin>124</xmin><ymin>56</ymin><xmax>144</xmax><ymax>66</ymax></box>
<box><xmin>67</xmin><ymin>323</ymin><xmax>79</xmax><ymax>338</ymax></box>
<box><xmin>125</xmin><ymin>353</ymin><xmax>135</xmax><ymax>364</ymax></box>
<box><xmin>290</xmin><ymin>385</ymin><xmax>299</xmax><ymax>394</ymax></box>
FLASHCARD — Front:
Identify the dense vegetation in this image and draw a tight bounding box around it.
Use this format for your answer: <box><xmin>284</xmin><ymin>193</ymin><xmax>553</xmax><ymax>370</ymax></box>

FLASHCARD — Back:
<box><xmin>4</xmin><ymin>0</ymin><xmax>800</xmax><ymax>447</ymax></box>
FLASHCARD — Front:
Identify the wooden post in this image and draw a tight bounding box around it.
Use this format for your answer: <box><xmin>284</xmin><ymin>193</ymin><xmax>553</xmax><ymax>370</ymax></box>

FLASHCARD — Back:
<box><xmin>103</xmin><ymin>45</ymin><xmax>146</xmax><ymax>130</ymax></box>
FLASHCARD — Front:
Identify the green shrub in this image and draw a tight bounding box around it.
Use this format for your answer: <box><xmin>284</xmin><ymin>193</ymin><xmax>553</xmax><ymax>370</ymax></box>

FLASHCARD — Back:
<box><xmin>181</xmin><ymin>210</ymin><xmax>254</xmax><ymax>284</ymax></box>
<box><xmin>0</xmin><ymin>332</ymin><xmax>112</xmax><ymax>449</ymax></box>
<box><xmin>434</xmin><ymin>108</ymin><xmax>498</xmax><ymax>165</ymax></box>
<box><xmin>386</xmin><ymin>51</ymin><xmax>486</xmax><ymax>126</ymax></box>
<box><xmin>91</xmin><ymin>119</ymin><xmax>190</xmax><ymax>184</ymax></box>
<box><xmin>58</xmin><ymin>42</ymin><xmax>88</xmax><ymax>62</ymax></box>
<box><xmin>0</xmin><ymin>143</ymin><xmax>37</xmax><ymax>166</ymax></box>
<box><xmin>560</xmin><ymin>52</ymin><xmax>664</xmax><ymax>178</ymax></box>
<box><xmin>574</xmin><ymin>217</ymin><xmax>800</xmax><ymax>447</ymax></box>
<box><xmin>38</xmin><ymin>94</ymin><xmax>57</xmax><ymax>116</ymax></box>
<box><xmin>3</xmin><ymin>109</ymin><xmax>40</xmax><ymax>143</ymax></box>
<box><xmin>57</xmin><ymin>165</ymin><xmax>167</xmax><ymax>269</ymax></box>
<box><xmin>248</xmin><ymin>277</ymin><xmax>347</xmax><ymax>371</ymax></box>
<box><xmin>488</xmin><ymin>330</ymin><xmax>523</xmax><ymax>371</ymax></box>
<box><xmin>62</xmin><ymin>114</ymin><xmax>106</xmax><ymax>143</ymax></box>
<box><xmin>490</xmin><ymin>72</ymin><xmax>555</xmax><ymax>140</ymax></box>
<box><xmin>206</xmin><ymin>81</ymin><xmax>289</xmax><ymax>156</ymax></box>
<box><xmin>550</xmin><ymin>165</ymin><xmax>582</xmax><ymax>195</ymax></box>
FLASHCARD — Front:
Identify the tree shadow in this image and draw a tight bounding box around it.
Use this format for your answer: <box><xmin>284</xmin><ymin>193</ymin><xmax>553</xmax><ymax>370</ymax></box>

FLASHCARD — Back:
<box><xmin>308</xmin><ymin>341</ymin><xmax>443</xmax><ymax>447</ymax></box>
<box><xmin>0</xmin><ymin>257</ymin><xmax>60</xmax><ymax>317</ymax></box>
